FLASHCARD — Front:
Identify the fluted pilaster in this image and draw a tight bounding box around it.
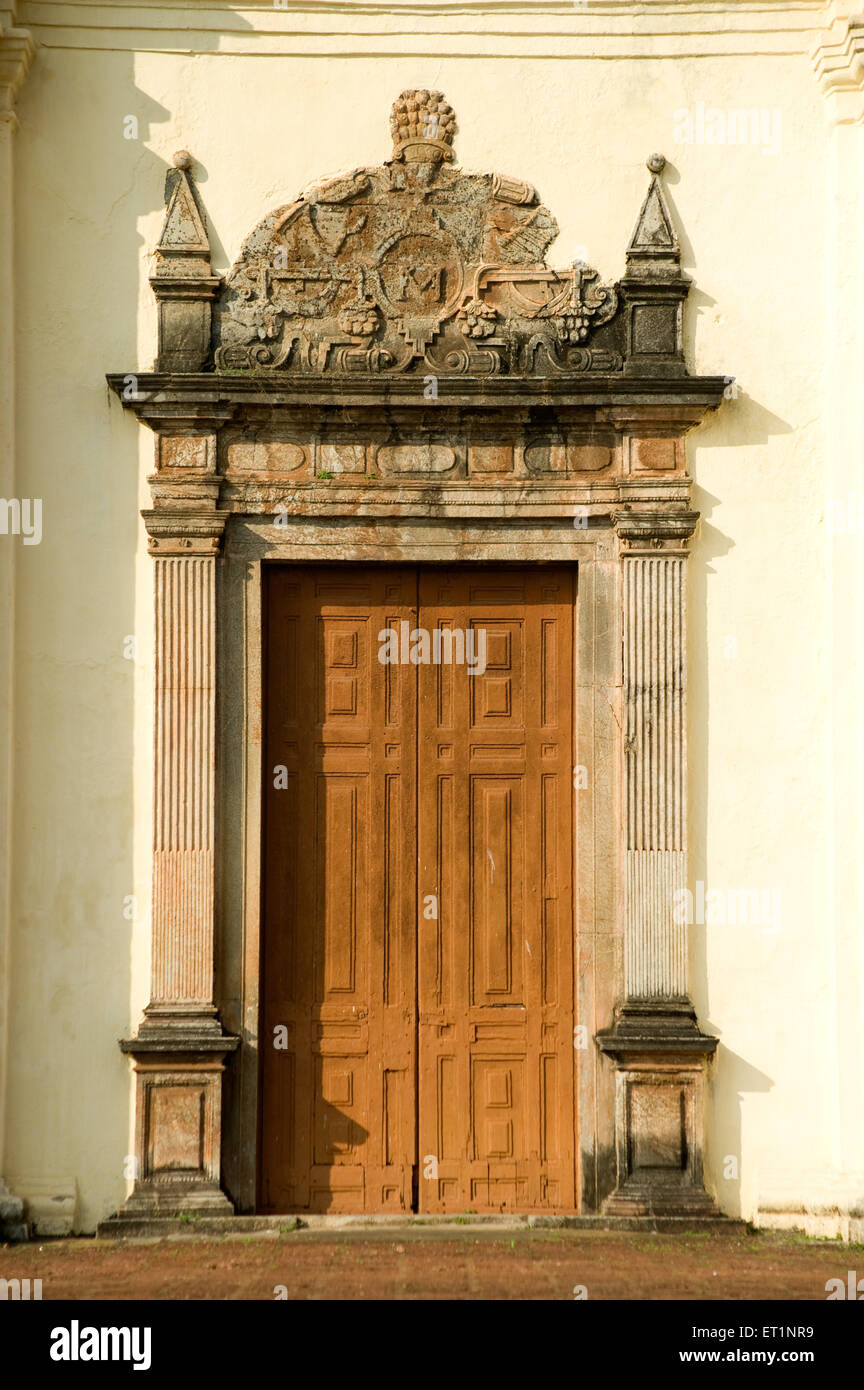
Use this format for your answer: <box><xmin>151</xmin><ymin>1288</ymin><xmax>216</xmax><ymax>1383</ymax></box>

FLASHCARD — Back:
<box><xmin>623</xmin><ymin>550</ymin><xmax>687</xmax><ymax>1002</ymax></box>
<box><xmin>596</xmin><ymin>510</ymin><xmax>718</xmax><ymax>1217</ymax></box>
<box><xmin>150</xmin><ymin>556</ymin><xmax>216</xmax><ymax>1011</ymax></box>
<box><xmin>111</xmin><ymin>506</ymin><xmax>238</xmax><ymax>1225</ymax></box>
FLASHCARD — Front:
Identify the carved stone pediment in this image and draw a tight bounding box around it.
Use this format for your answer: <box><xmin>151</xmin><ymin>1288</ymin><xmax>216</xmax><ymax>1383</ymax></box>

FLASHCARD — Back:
<box><xmin>122</xmin><ymin>89</ymin><xmax>730</xmax><ymax>459</ymax></box>
<box><xmin>213</xmin><ymin>90</ymin><xmax>619</xmax><ymax>377</ymax></box>
<box><xmin>140</xmin><ymin>91</ymin><xmax>707</xmax><ymax>387</ymax></box>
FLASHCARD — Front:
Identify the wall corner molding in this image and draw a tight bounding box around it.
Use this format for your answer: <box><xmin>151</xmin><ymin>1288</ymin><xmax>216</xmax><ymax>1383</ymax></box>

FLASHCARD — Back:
<box><xmin>0</xmin><ymin>5</ymin><xmax>35</xmax><ymax>128</ymax></box>
<box><xmin>812</xmin><ymin>5</ymin><xmax>864</xmax><ymax>124</ymax></box>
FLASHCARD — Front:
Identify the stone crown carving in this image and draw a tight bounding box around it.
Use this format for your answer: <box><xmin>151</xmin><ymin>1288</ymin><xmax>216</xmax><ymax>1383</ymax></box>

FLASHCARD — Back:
<box><xmin>213</xmin><ymin>90</ymin><xmax>622</xmax><ymax>377</ymax></box>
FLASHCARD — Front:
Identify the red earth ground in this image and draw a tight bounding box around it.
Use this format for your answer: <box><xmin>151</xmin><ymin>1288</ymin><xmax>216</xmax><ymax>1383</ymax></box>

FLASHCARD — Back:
<box><xmin>2</xmin><ymin>1227</ymin><xmax>860</xmax><ymax>1300</ymax></box>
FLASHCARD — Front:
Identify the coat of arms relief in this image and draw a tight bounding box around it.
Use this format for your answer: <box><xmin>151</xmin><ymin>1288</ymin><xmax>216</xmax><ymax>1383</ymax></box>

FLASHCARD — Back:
<box><xmin>214</xmin><ymin>90</ymin><xmax>619</xmax><ymax>375</ymax></box>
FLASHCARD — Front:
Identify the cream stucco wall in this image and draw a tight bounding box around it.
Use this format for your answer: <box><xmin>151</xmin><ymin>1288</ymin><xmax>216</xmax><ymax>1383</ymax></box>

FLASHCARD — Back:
<box><xmin>2</xmin><ymin>0</ymin><xmax>862</xmax><ymax>1233</ymax></box>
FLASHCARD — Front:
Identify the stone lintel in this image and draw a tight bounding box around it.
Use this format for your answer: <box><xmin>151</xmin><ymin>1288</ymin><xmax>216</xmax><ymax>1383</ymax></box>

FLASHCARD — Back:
<box><xmin>106</xmin><ymin>371</ymin><xmax>730</xmax><ymax>418</ymax></box>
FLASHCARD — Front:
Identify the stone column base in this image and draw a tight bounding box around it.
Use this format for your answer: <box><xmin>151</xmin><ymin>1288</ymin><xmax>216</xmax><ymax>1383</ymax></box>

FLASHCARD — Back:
<box><xmin>596</xmin><ymin>1007</ymin><xmax>719</xmax><ymax>1218</ymax></box>
<box><xmin>0</xmin><ymin>1180</ymin><xmax>28</xmax><ymax>1242</ymax></box>
<box><xmin>111</xmin><ymin>1027</ymin><xmax>240</xmax><ymax>1221</ymax></box>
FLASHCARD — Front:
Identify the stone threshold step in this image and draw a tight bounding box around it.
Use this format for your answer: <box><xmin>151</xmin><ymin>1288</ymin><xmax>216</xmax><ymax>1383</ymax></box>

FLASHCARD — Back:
<box><xmin>93</xmin><ymin>1213</ymin><xmax>746</xmax><ymax>1240</ymax></box>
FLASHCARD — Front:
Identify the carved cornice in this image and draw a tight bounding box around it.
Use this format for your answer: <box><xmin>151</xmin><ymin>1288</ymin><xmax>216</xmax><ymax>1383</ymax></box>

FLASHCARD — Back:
<box><xmin>615</xmin><ymin>509</ymin><xmax>700</xmax><ymax>552</ymax></box>
<box><xmin>812</xmin><ymin>7</ymin><xmax>864</xmax><ymax>123</ymax></box>
<box><xmin>0</xmin><ymin>6</ymin><xmax>35</xmax><ymax>127</ymax></box>
<box><xmin>22</xmin><ymin>3</ymin><xmax>825</xmax><ymax>61</ymax></box>
<box><xmin>109</xmin><ymin>371</ymin><xmax>729</xmax><ymax>424</ymax></box>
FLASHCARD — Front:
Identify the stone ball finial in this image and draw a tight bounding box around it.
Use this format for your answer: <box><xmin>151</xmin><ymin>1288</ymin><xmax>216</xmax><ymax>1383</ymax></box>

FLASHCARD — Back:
<box><xmin>647</xmin><ymin>153</ymin><xmax>666</xmax><ymax>174</ymax></box>
<box><xmin>390</xmin><ymin>90</ymin><xmax>457</xmax><ymax>163</ymax></box>
<box><xmin>172</xmin><ymin>150</ymin><xmax>193</xmax><ymax>170</ymax></box>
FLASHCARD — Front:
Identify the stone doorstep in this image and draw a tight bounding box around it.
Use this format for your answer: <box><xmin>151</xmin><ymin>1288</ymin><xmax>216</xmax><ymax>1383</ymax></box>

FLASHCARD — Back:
<box><xmin>92</xmin><ymin>1213</ymin><xmax>747</xmax><ymax>1241</ymax></box>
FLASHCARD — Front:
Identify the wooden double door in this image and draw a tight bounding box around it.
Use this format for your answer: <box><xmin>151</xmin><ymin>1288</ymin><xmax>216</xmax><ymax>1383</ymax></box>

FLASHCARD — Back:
<box><xmin>259</xmin><ymin>564</ymin><xmax>577</xmax><ymax>1213</ymax></box>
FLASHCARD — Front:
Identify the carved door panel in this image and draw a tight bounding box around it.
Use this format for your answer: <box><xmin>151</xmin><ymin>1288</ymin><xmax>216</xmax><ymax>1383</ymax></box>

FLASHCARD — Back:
<box><xmin>260</xmin><ymin>564</ymin><xmax>576</xmax><ymax>1213</ymax></box>
<box><xmin>416</xmin><ymin>567</ymin><xmax>576</xmax><ymax>1212</ymax></box>
<box><xmin>259</xmin><ymin>566</ymin><xmax>418</xmax><ymax>1213</ymax></box>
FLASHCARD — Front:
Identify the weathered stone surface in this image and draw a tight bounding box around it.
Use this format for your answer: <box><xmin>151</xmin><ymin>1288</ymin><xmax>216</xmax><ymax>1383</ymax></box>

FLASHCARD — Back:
<box><xmin>226</xmin><ymin>437</ymin><xmax>307</xmax><ymax>474</ymax></box>
<box><xmin>151</xmin><ymin>152</ymin><xmax>221</xmax><ymax>372</ymax></box>
<box><xmin>0</xmin><ymin>1181</ymin><xmax>28</xmax><ymax>1242</ymax></box>
<box><xmin>593</xmin><ymin>506</ymin><xmax>719</xmax><ymax>1218</ymax></box>
<box><xmin>213</xmin><ymin>91</ymin><xmax>619</xmax><ymax>377</ymax></box>
<box><xmin>115</xmin><ymin>1039</ymin><xmax>239</xmax><ymax>1221</ymax></box>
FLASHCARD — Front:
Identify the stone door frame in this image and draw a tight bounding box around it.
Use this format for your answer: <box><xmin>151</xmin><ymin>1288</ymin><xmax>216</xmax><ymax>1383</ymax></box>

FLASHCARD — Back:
<box><xmin>217</xmin><ymin>524</ymin><xmax>618</xmax><ymax>1213</ymax></box>
<box><xmin>99</xmin><ymin>141</ymin><xmax>729</xmax><ymax>1230</ymax></box>
<box><xmin>102</xmin><ymin>397</ymin><xmax>725</xmax><ymax>1227</ymax></box>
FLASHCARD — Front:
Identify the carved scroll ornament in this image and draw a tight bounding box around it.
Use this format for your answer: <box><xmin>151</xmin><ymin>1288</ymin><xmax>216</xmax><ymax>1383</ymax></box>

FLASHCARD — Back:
<box><xmin>214</xmin><ymin>90</ymin><xmax>619</xmax><ymax>377</ymax></box>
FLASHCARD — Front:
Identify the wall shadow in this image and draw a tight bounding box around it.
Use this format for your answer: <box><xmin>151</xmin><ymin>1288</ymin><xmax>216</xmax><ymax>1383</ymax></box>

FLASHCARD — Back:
<box><xmin>9</xmin><ymin>52</ymin><xmax>168</xmax><ymax>1231</ymax></box>
<box><xmin>701</xmin><ymin>1041</ymin><xmax>773</xmax><ymax>1218</ymax></box>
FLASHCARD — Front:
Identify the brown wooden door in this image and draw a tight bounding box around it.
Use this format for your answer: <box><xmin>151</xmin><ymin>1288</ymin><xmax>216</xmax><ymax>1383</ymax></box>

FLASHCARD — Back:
<box><xmin>260</xmin><ymin>565</ymin><xmax>576</xmax><ymax>1214</ymax></box>
<box><xmin>259</xmin><ymin>566</ymin><xmax>418</xmax><ymax>1213</ymax></box>
<box><xmin>416</xmin><ymin>568</ymin><xmax>576</xmax><ymax>1211</ymax></box>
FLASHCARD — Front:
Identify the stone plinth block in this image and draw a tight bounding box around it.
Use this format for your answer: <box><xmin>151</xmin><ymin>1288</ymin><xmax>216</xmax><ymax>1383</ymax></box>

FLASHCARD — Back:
<box><xmin>596</xmin><ymin>1010</ymin><xmax>719</xmax><ymax>1216</ymax></box>
<box><xmin>116</xmin><ymin>1035</ymin><xmax>240</xmax><ymax>1219</ymax></box>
